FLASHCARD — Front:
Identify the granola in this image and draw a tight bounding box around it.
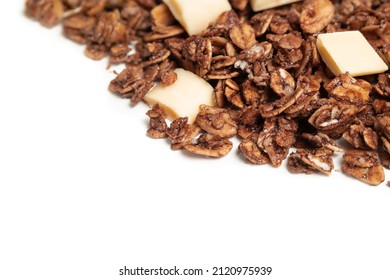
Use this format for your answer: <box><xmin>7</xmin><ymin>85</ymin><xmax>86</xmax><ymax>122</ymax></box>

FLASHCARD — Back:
<box><xmin>26</xmin><ymin>0</ymin><xmax>390</xmax><ymax>186</ymax></box>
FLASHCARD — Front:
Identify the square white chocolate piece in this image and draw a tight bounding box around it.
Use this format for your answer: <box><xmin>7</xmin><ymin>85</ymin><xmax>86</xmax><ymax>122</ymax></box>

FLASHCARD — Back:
<box><xmin>317</xmin><ymin>31</ymin><xmax>388</xmax><ymax>77</ymax></box>
<box><xmin>143</xmin><ymin>68</ymin><xmax>215</xmax><ymax>124</ymax></box>
<box><xmin>250</xmin><ymin>0</ymin><xmax>302</xmax><ymax>11</ymax></box>
<box><xmin>163</xmin><ymin>0</ymin><xmax>231</xmax><ymax>36</ymax></box>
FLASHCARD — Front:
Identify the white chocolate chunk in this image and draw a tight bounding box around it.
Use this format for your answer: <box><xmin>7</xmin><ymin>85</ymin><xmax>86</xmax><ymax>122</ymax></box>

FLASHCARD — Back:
<box><xmin>163</xmin><ymin>0</ymin><xmax>231</xmax><ymax>36</ymax></box>
<box><xmin>317</xmin><ymin>31</ymin><xmax>388</xmax><ymax>77</ymax></box>
<box><xmin>250</xmin><ymin>0</ymin><xmax>302</xmax><ymax>11</ymax></box>
<box><xmin>143</xmin><ymin>68</ymin><xmax>215</xmax><ymax>124</ymax></box>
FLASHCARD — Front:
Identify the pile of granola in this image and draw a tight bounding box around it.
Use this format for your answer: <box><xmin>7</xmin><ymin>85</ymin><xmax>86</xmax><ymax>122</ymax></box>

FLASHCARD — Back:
<box><xmin>25</xmin><ymin>0</ymin><xmax>390</xmax><ymax>186</ymax></box>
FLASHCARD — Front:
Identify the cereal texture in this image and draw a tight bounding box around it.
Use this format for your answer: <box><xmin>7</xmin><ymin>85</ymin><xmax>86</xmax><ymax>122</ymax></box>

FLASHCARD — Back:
<box><xmin>25</xmin><ymin>0</ymin><xmax>390</xmax><ymax>186</ymax></box>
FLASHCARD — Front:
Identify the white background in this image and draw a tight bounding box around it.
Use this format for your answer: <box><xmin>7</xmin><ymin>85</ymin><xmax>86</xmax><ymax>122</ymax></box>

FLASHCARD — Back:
<box><xmin>1</xmin><ymin>2</ymin><xmax>390</xmax><ymax>280</ymax></box>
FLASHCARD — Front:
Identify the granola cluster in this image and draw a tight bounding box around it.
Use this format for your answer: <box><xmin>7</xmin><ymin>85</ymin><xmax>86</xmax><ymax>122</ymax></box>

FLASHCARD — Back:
<box><xmin>26</xmin><ymin>0</ymin><xmax>390</xmax><ymax>186</ymax></box>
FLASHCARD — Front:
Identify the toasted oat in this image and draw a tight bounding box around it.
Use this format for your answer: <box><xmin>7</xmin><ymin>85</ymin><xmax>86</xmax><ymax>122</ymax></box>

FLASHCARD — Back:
<box><xmin>343</xmin><ymin>124</ymin><xmax>379</xmax><ymax>150</ymax></box>
<box><xmin>325</xmin><ymin>73</ymin><xmax>372</xmax><ymax>106</ymax></box>
<box><xmin>270</xmin><ymin>68</ymin><xmax>296</xmax><ymax>97</ymax></box>
<box><xmin>300</xmin><ymin>0</ymin><xmax>335</xmax><ymax>34</ymax></box>
<box><xmin>196</xmin><ymin>105</ymin><xmax>238</xmax><ymax>138</ymax></box>
<box><xmin>26</xmin><ymin>0</ymin><xmax>64</xmax><ymax>27</ymax></box>
<box><xmin>259</xmin><ymin>86</ymin><xmax>305</xmax><ymax>118</ymax></box>
<box><xmin>229</xmin><ymin>23</ymin><xmax>257</xmax><ymax>50</ymax></box>
<box><xmin>288</xmin><ymin>148</ymin><xmax>334</xmax><ymax>176</ymax></box>
<box><xmin>146</xmin><ymin>104</ymin><xmax>168</xmax><ymax>139</ymax></box>
<box><xmin>184</xmin><ymin>134</ymin><xmax>233</xmax><ymax>158</ymax></box>
<box><xmin>257</xmin><ymin>116</ymin><xmax>298</xmax><ymax>167</ymax></box>
<box><xmin>342</xmin><ymin>149</ymin><xmax>385</xmax><ymax>186</ymax></box>
<box><xmin>239</xmin><ymin>139</ymin><xmax>270</xmax><ymax>165</ymax></box>
<box><xmin>309</xmin><ymin>102</ymin><xmax>359</xmax><ymax>138</ymax></box>
<box><xmin>301</xmin><ymin>133</ymin><xmax>344</xmax><ymax>153</ymax></box>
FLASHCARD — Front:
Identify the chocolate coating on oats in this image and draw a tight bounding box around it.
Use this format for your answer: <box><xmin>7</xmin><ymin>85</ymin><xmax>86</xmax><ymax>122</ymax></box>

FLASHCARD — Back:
<box><xmin>146</xmin><ymin>104</ymin><xmax>168</xmax><ymax>139</ymax></box>
<box><xmin>26</xmin><ymin>0</ymin><xmax>390</xmax><ymax>186</ymax></box>
<box><xmin>300</xmin><ymin>0</ymin><xmax>335</xmax><ymax>34</ymax></box>
<box><xmin>184</xmin><ymin>134</ymin><xmax>233</xmax><ymax>158</ymax></box>
<box><xmin>239</xmin><ymin>139</ymin><xmax>270</xmax><ymax>165</ymax></box>
<box><xmin>196</xmin><ymin>105</ymin><xmax>238</xmax><ymax>139</ymax></box>
<box><xmin>288</xmin><ymin>148</ymin><xmax>334</xmax><ymax>176</ymax></box>
<box><xmin>257</xmin><ymin>116</ymin><xmax>298</xmax><ymax>167</ymax></box>
<box><xmin>342</xmin><ymin>149</ymin><xmax>385</xmax><ymax>186</ymax></box>
<box><xmin>26</xmin><ymin>0</ymin><xmax>64</xmax><ymax>27</ymax></box>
